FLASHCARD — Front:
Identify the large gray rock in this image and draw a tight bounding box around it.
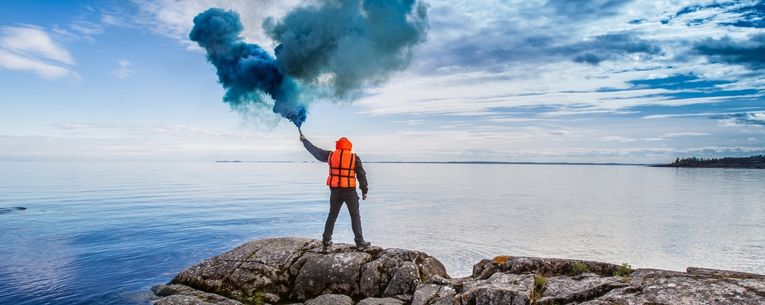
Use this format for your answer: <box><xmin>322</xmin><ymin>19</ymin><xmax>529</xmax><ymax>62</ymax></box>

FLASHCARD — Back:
<box><xmin>360</xmin><ymin>248</ymin><xmax>449</xmax><ymax>298</ymax></box>
<box><xmin>356</xmin><ymin>297</ymin><xmax>407</xmax><ymax>305</ymax></box>
<box><xmin>303</xmin><ymin>294</ymin><xmax>353</xmax><ymax>305</ymax></box>
<box><xmin>459</xmin><ymin>272</ymin><xmax>535</xmax><ymax>305</ymax></box>
<box><xmin>411</xmin><ymin>284</ymin><xmax>458</xmax><ymax>305</ymax></box>
<box><xmin>537</xmin><ymin>273</ymin><xmax>629</xmax><ymax>304</ymax></box>
<box><xmin>171</xmin><ymin>237</ymin><xmax>320</xmax><ymax>303</ymax></box>
<box><xmin>291</xmin><ymin>251</ymin><xmax>373</xmax><ymax>300</ymax></box>
<box><xmin>154</xmin><ymin>237</ymin><xmax>765</xmax><ymax>305</ymax></box>
<box><xmin>152</xmin><ymin>284</ymin><xmax>244</xmax><ymax>305</ymax></box>
<box><xmin>160</xmin><ymin>237</ymin><xmax>449</xmax><ymax>304</ymax></box>
<box><xmin>473</xmin><ymin>256</ymin><xmax>620</xmax><ymax>279</ymax></box>
<box><xmin>578</xmin><ymin>268</ymin><xmax>765</xmax><ymax>305</ymax></box>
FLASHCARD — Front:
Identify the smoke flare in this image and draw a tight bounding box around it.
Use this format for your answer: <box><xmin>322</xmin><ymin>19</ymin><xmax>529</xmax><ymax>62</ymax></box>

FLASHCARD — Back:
<box><xmin>190</xmin><ymin>8</ymin><xmax>306</xmax><ymax>126</ymax></box>
<box><xmin>190</xmin><ymin>0</ymin><xmax>429</xmax><ymax>127</ymax></box>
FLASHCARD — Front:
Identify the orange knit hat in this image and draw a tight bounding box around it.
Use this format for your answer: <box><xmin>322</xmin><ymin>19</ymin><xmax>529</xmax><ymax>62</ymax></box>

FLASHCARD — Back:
<box><xmin>335</xmin><ymin>137</ymin><xmax>352</xmax><ymax>150</ymax></box>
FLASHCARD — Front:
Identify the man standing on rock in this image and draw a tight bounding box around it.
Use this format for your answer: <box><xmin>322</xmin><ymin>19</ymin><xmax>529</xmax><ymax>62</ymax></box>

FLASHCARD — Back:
<box><xmin>301</xmin><ymin>133</ymin><xmax>370</xmax><ymax>252</ymax></box>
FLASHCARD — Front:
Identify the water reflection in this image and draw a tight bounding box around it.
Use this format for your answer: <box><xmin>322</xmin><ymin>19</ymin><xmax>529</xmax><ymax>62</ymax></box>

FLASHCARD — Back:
<box><xmin>0</xmin><ymin>161</ymin><xmax>762</xmax><ymax>304</ymax></box>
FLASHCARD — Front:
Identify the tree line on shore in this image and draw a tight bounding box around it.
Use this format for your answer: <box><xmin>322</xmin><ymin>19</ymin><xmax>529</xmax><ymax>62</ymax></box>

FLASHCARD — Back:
<box><xmin>657</xmin><ymin>155</ymin><xmax>765</xmax><ymax>168</ymax></box>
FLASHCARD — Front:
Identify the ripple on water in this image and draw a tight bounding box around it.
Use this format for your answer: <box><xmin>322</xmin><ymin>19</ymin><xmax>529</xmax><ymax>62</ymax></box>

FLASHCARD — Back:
<box><xmin>0</xmin><ymin>162</ymin><xmax>763</xmax><ymax>305</ymax></box>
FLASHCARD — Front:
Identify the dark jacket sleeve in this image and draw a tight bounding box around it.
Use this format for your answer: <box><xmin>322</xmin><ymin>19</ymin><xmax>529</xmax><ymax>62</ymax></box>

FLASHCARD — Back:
<box><xmin>301</xmin><ymin>138</ymin><xmax>331</xmax><ymax>162</ymax></box>
<box><xmin>355</xmin><ymin>156</ymin><xmax>369</xmax><ymax>195</ymax></box>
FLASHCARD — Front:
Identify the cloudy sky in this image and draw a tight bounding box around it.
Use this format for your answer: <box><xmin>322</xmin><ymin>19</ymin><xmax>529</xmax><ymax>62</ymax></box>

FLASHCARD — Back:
<box><xmin>0</xmin><ymin>0</ymin><xmax>763</xmax><ymax>163</ymax></box>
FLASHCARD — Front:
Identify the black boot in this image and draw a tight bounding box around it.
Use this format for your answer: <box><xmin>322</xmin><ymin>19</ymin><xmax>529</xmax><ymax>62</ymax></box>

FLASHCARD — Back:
<box><xmin>355</xmin><ymin>240</ymin><xmax>371</xmax><ymax>249</ymax></box>
<box><xmin>322</xmin><ymin>240</ymin><xmax>333</xmax><ymax>253</ymax></box>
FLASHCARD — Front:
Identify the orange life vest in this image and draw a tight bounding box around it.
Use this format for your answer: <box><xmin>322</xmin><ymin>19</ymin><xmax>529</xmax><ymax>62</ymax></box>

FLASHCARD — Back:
<box><xmin>327</xmin><ymin>149</ymin><xmax>356</xmax><ymax>188</ymax></box>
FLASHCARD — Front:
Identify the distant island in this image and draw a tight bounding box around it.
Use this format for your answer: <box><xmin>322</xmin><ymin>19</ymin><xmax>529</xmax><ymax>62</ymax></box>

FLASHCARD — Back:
<box><xmin>655</xmin><ymin>155</ymin><xmax>765</xmax><ymax>169</ymax></box>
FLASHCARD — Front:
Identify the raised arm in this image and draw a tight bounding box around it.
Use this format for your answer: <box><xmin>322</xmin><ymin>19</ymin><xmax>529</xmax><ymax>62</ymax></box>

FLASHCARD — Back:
<box><xmin>300</xmin><ymin>136</ymin><xmax>331</xmax><ymax>162</ymax></box>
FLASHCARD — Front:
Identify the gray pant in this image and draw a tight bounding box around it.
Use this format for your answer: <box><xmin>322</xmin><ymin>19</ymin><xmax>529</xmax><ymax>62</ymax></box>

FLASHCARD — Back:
<box><xmin>323</xmin><ymin>189</ymin><xmax>364</xmax><ymax>243</ymax></box>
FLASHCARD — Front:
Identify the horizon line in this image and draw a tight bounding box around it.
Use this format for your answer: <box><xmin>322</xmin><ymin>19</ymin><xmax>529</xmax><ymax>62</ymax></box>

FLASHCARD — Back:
<box><xmin>214</xmin><ymin>160</ymin><xmax>654</xmax><ymax>166</ymax></box>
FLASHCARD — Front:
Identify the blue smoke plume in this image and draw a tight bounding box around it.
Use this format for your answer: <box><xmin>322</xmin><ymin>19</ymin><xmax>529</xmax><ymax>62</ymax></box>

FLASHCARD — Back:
<box><xmin>190</xmin><ymin>0</ymin><xmax>428</xmax><ymax>127</ymax></box>
<box><xmin>190</xmin><ymin>8</ymin><xmax>306</xmax><ymax>126</ymax></box>
<box><xmin>265</xmin><ymin>0</ymin><xmax>429</xmax><ymax>97</ymax></box>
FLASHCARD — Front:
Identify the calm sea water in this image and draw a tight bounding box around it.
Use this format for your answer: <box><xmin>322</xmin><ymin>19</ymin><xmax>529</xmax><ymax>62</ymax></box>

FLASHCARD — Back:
<box><xmin>0</xmin><ymin>161</ymin><xmax>763</xmax><ymax>305</ymax></box>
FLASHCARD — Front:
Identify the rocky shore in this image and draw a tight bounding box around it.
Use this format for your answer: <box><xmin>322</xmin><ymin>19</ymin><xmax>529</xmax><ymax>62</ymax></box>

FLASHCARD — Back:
<box><xmin>151</xmin><ymin>237</ymin><xmax>764</xmax><ymax>305</ymax></box>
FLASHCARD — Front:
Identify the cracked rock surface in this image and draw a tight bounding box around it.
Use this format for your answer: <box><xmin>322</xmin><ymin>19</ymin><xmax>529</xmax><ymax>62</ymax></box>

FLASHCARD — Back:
<box><xmin>153</xmin><ymin>237</ymin><xmax>764</xmax><ymax>305</ymax></box>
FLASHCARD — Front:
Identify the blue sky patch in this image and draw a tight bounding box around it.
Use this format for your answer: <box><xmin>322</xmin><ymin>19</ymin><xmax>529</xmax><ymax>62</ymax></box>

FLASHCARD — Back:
<box><xmin>0</xmin><ymin>0</ymin><xmax>763</xmax><ymax>163</ymax></box>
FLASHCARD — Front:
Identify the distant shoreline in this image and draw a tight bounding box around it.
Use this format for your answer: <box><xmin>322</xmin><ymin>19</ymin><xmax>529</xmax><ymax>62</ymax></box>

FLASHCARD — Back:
<box><xmin>217</xmin><ymin>155</ymin><xmax>765</xmax><ymax>168</ymax></box>
<box><xmin>216</xmin><ymin>159</ymin><xmax>765</xmax><ymax>169</ymax></box>
<box><xmin>215</xmin><ymin>160</ymin><xmax>650</xmax><ymax>166</ymax></box>
<box><xmin>653</xmin><ymin>155</ymin><xmax>765</xmax><ymax>169</ymax></box>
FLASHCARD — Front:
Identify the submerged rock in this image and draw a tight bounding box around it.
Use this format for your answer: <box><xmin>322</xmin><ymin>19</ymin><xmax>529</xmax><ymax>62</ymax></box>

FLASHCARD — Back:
<box><xmin>153</xmin><ymin>237</ymin><xmax>765</xmax><ymax>305</ymax></box>
<box><xmin>0</xmin><ymin>207</ymin><xmax>26</xmax><ymax>215</ymax></box>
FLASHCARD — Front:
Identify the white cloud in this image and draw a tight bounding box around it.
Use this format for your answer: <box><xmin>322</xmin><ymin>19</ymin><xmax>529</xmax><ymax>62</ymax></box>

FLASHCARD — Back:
<box><xmin>100</xmin><ymin>14</ymin><xmax>123</xmax><ymax>26</ymax></box>
<box><xmin>643</xmin><ymin>113</ymin><xmax>720</xmax><ymax>119</ymax></box>
<box><xmin>356</xmin><ymin>61</ymin><xmax>754</xmax><ymax>118</ymax></box>
<box><xmin>661</xmin><ymin>132</ymin><xmax>709</xmax><ymax>137</ymax></box>
<box><xmin>0</xmin><ymin>128</ymin><xmax>302</xmax><ymax>161</ymax></box>
<box><xmin>68</xmin><ymin>20</ymin><xmax>104</xmax><ymax>39</ymax></box>
<box><xmin>597</xmin><ymin>136</ymin><xmax>661</xmax><ymax>143</ymax></box>
<box><xmin>112</xmin><ymin>59</ymin><xmax>134</xmax><ymax>79</ymax></box>
<box><xmin>597</xmin><ymin>134</ymin><xmax>708</xmax><ymax>143</ymax></box>
<box><xmin>53</xmin><ymin>122</ymin><xmax>94</xmax><ymax>130</ymax></box>
<box><xmin>123</xmin><ymin>0</ymin><xmax>763</xmax><ymax>123</ymax></box>
<box><xmin>0</xmin><ymin>49</ymin><xmax>75</xmax><ymax>79</ymax></box>
<box><xmin>81</xmin><ymin>0</ymin><xmax>763</xmax><ymax>163</ymax></box>
<box><xmin>390</xmin><ymin>119</ymin><xmax>425</xmax><ymax>126</ymax></box>
<box><xmin>717</xmin><ymin>118</ymin><xmax>740</xmax><ymax>127</ymax></box>
<box><xmin>713</xmin><ymin>111</ymin><xmax>765</xmax><ymax>127</ymax></box>
<box><xmin>748</xmin><ymin>111</ymin><xmax>765</xmax><ymax>122</ymax></box>
<box><xmin>0</xmin><ymin>26</ymin><xmax>73</xmax><ymax>64</ymax></box>
<box><xmin>0</xmin><ymin>25</ymin><xmax>77</xmax><ymax>79</ymax></box>
<box><xmin>129</xmin><ymin>0</ymin><xmax>305</xmax><ymax>48</ymax></box>
<box><xmin>598</xmin><ymin>136</ymin><xmax>635</xmax><ymax>142</ymax></box>
<box><xmin>343</xmin><ymin>0</ymin><xmax>764</xmax><ymax>123</ymax></box>
<box><xmin>50</xmin><ymin>121</ymin><xmax>291</xmax><ymax>139</ymax></box>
